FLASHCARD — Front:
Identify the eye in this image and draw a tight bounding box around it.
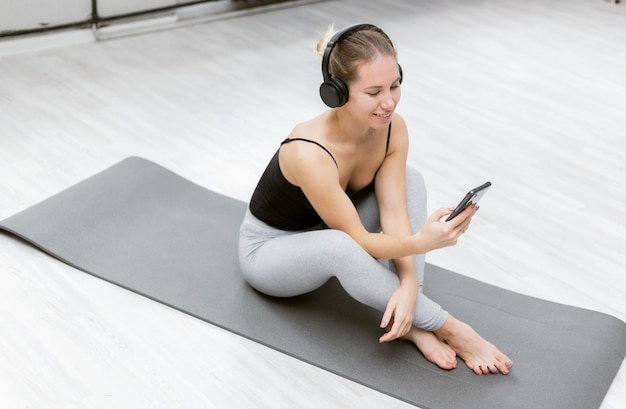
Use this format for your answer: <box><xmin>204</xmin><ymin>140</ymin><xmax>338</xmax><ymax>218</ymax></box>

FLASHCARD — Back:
<box><xmin>367</xmin><ymin>91</ymin><xmax>380</xmax><ymax>96</ymax></box>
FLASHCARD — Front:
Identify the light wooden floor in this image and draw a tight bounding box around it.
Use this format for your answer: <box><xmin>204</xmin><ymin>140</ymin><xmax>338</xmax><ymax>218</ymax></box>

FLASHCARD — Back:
<box><xmin>1</xmin><ymin>0</ymin><xmax>625</xmax><ymax>408</ymax></box>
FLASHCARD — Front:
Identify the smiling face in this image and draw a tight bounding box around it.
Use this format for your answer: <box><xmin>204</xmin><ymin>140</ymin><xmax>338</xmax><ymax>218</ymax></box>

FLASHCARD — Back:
<box><xmin>344</xmin><ymin>54</ymin><xmax>402</xmax><ymax>129</ymax></box>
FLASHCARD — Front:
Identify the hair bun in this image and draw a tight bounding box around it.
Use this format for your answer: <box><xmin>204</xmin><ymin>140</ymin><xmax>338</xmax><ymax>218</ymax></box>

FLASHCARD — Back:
<box><xmin>316</xmin><ymin>24</ymin><xmax>336</xmax><ymax>57</ymax></box>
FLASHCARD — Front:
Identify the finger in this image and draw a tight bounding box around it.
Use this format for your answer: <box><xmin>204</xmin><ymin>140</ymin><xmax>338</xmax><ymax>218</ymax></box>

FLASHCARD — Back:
<box><xmin>457</xmin><ymin>216</ymin><xmax>472</xmax><ymax>233</ymax></box>
<box><xmin>454</xmin><ymin>206</ymin><xmax>478</xmax><ymax>232</ymax></box>
<box><xmin>431</xmin><ymin>207</ymin><xmax>454</xmax><ymax>222</ymax></box>
<box><xmin>380</xmin><ymin>307</ymin><xmax>394</xmax><ymax>329</ymax></box>
<box><xmin>379</xmin><ymin>319</ymin><xmax>402</xmax><ymax>343</ymax></box>
<box><xmin>452</xmin><ymin>204</ymin><xmax>478</xmax><ymax>225</ymax></box>
<box><xmin>443</xmin><ymin>209</ymin><xmax>470</xmax><ymax>227</ymax></box>
<box><xmin>379</xmin><ymin>331</ymin><xmax>395</xmax><ymax>343</ymax></box>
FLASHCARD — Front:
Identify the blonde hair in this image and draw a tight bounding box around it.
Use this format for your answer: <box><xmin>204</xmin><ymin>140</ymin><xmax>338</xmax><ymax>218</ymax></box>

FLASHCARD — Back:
<box><xmin>316</xmin><ymin>24</ymin><xmax>398</xmax><ymax>85</ymax></box>
<box><xmin>316</xmin><ymin>24</ymin><xmax>337</xmax><ymax>56</ymax></box>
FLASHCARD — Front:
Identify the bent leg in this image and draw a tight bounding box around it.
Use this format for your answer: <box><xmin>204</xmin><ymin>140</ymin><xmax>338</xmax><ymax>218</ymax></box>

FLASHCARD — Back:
<box><xmin>353</xmin><ymin>166</ymin><xmax>458</xmax><ymax>369</ymax></box>
<box><xmin>239</xmin><ymin>165</ymin><xmax>449</xmax><ymax>323</ymax></box>
<box><xmin>353</xmin><ymin>165</ymin><xmax>448</xmax><ymax>331</ymax></box>
<box><xmin>240</xmin><ymin>221</ymin><xmax>403</xmax><ymax>311</ymax></box>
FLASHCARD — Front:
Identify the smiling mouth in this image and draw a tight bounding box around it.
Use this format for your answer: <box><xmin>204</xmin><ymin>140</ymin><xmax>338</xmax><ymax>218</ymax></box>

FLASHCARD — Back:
<box><xmin>374</xmin><ymin>113</ymin><xmax>392</xmax><ymax>119</ymax></box>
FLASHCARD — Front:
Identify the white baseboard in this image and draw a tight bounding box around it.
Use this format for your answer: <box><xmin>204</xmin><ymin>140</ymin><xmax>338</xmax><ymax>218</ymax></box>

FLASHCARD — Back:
<box><xmin>0</xmin><ymin>29</ymin><xmax>94</xmax><ymax>57</ymax></box>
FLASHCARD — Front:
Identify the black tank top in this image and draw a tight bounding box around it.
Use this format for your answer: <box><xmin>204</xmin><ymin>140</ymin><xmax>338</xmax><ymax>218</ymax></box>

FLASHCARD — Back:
<box><xmin>249</xmin><ymin>124</ymin><xmax>392</xmax><ymax>231</ymax></box>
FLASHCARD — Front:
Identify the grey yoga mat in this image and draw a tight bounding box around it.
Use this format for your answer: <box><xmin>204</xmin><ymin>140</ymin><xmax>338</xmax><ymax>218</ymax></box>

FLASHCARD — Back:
<box><xmin>1</xmin><ymin>157</ymin><xmax>624</xmax><ymax>409</ymax></box>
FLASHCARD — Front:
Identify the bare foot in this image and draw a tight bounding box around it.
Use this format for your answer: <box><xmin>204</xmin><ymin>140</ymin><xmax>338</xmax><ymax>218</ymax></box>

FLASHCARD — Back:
<box><xmin>402</xmin><ymin>326</ymin><xmax>457</xmax><ymax>370</ymax></box>
<box><xmin>434</xmin><ymin>315</ymin><xmax>513</xmax><ymax>375</ymax></box>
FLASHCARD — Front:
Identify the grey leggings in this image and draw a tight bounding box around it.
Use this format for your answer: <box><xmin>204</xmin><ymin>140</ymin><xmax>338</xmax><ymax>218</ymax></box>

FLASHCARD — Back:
<box><xmin>238</xmin><ymin>166</ymin><xmax>448</xmax><ymax>332</ymax></box>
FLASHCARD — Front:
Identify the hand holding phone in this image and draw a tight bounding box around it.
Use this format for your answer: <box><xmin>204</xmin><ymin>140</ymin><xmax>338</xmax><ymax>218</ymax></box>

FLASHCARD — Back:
<box><xmin>445</xmin><ymin>181</ymin><xmax>492</xmax><ymax>222</ymax></box>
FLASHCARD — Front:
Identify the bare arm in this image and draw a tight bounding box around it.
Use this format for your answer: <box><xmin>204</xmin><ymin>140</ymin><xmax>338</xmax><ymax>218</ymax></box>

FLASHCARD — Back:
<box><xmin>374</xmin><ymin>115</ymin><xmax>415</xmax><ymax>282</ymax></box>
<box><xmin>281</xmin><ymin>119</ymin><xmax>474</xmax><ymax>262</ymax></box>
<box><xmin>371</xmin><ymin>117</ymin><xmax>421</xmax><ymax>341</ymax></box>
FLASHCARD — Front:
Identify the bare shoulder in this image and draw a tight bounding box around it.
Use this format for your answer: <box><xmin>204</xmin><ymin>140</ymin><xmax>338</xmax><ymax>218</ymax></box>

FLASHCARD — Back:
<box><xmin>389</xmin><ymin>113</ymin><xmax>409</xmax><ymax>153</ymax></box>
<box><xmin>280</xmin><ymin>116</ymin><xmax>338</xmax><ymax>187</ymax></box>
<box><xmin>284</xmin><ymin>114</ymin><xmax>333</xmax><ymax>160</ymax></box>
<box><xmin>391</xmin><ymin>112</ymin><xmax>408</xmax><ymax>131</ymax></box>
<box><xmin>289</xmin><ymin>113</ymin><xmax>326</xmax><ymax>140</ymax></box>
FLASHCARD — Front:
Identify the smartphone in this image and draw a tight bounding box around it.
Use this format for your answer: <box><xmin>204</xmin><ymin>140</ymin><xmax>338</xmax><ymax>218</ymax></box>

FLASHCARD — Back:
<box><xmin>445</xmin><ymin>181</ymin><xmax>492</xmax><ymax>222</ymax></box>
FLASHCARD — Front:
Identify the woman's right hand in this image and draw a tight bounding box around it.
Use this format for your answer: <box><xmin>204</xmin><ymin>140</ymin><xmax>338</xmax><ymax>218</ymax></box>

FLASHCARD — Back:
<box><xmin>414</xmin><ymin>205</ymin><xmax>478</xmax><ymax>253</ymax></box>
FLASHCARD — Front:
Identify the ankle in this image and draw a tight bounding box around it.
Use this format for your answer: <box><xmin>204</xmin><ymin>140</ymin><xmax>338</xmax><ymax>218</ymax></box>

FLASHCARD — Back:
<box><xmin>434</xmin><ymin>315</ymin><xmax>464</xmax><ymax>341</ymax></box>
<box><xmin>402</xmin><ymin>325</ymin><xmax>421</xmax><ymax>343</ymax></box>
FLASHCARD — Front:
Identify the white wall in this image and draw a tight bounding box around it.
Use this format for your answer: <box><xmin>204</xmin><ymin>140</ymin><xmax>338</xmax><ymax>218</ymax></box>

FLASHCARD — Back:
<box><xmin>0</xmin><ymin>0</ymin><xmax>179</xmax><ymax>32</ymax></box>
<box><xmin>97</xmin><ymin>0</ymin><xmax>176</xmax><ymax>18</ymax></box>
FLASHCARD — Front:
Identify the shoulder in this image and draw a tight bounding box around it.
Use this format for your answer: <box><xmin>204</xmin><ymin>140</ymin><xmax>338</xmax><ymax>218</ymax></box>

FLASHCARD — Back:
<box><xmin>280</xmin><ymin>119</ymin><xmax>338</xmax><ymax>187</ymax></box>
<box><xmin>290</xmin><ymin>112</ymin><xmax>327</xmax><ymax>139</ymax></box>
<box><xmin>391</xmin><ymin>112</ymin><xmax>407</xmax><ymax>131</ymax></box>
<box><xmin>390</xmin><ymin>112</ymin><xmax>408</xmax><ymax>137</ymax></box>
<box><xmin>284</xmin><ymin>114</ymin><xmax>335</xmax><ymax>162</ymax></box>
<box><xmin>388</xmin><ymin>113</ymin><xmax>409</xmax><ymax>153</ymax></box>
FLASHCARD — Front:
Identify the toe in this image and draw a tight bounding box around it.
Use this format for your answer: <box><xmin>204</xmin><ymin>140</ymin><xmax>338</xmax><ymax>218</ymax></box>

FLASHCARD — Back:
<box><xmin>495</xmin><ymin>360</ymin><xmax>510</xmax><ymax>375</ymax></box>
<box><xmin>469</xmin><ymin>362</ymin><xmax>483</xmax><ymax>375</ymax></box>
<box><xmin>495</xmin><ymin>354</ymin><xmax>513</xmax><ymax>374</ymax></box>
<box><xmin>436</xmin><ymin>352</ymin><xmax>458</xmax><ymax>370</ymax></box>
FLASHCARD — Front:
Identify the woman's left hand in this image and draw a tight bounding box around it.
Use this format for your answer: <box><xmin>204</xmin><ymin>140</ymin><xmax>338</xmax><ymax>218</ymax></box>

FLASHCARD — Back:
<box><xmin>379</xmin><ymin>280</ymin><xmax>419</xmax><ymax>343</ymax></box>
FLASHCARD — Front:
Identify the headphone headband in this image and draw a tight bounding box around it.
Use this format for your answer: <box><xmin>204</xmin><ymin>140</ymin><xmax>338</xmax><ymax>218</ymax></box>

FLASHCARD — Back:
<box><xmin>321</xmin><ymin>24</ymin><xmax>384</xmax><ymax>83</ymax></box>
<box><xmin>319</xmin><ymin>23</ymin><xmax>400</xmax><ymax>108</ymax></box>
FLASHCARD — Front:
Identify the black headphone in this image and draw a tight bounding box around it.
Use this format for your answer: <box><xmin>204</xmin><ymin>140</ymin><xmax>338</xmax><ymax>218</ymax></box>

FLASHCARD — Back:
<box><xmin>319</xmin><ymin>23</ymin><xmax>403</xmax><ymax>108</ymax></box>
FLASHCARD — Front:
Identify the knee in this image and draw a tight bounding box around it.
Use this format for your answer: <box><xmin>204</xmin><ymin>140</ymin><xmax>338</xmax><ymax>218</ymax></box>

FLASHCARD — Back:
<box><xmin>321</xmin><ymin>229</ymin><xmax>364</xmax><ymax>255</ymax></box>
<box><xmin>305</xmin><ymin>230</ymin><xmax>371</xmax><ymax>270</ymax></box>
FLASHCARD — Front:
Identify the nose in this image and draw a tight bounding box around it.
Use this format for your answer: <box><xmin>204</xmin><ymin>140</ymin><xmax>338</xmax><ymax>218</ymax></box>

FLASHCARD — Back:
<box><xmin>380</xmin><ymin>91</ymin><xmax>395</xmax><ymax>110</ymax></box>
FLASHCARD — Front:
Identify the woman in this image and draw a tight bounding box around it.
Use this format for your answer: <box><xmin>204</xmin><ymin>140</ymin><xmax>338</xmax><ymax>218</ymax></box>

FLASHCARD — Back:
<box><xmin>238</xmin><ymin>23</ymin><xmax>513</xmax><ymax>375</ymax></box>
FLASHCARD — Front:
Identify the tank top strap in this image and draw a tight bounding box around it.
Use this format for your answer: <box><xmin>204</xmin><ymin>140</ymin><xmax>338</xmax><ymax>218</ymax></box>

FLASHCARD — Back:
<box><xmin>281</xmin><ymin>138</ymin><xmax>338</xmax><ymax>168</ymax></box>
<box><xmin>385</xmin><ymin>122</ymin><xmax>392</xmax><ymax>153</ymax></box>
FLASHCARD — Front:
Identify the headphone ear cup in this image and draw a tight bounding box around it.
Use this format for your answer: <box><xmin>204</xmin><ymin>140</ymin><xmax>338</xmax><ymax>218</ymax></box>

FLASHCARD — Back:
<box><xmin>319</xmin><ymin>77</ymin><xmax>349</xmax><ymax>108</ymax></box>
<box><xmin>320</xmin><ymin>65</ymin><xmax>401</xmax><ymax>107</ymax></box>
<box><xmin>319</xmin><ymin>81</ymin><xmax>338</xmax><ymax>108</ymax></box>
